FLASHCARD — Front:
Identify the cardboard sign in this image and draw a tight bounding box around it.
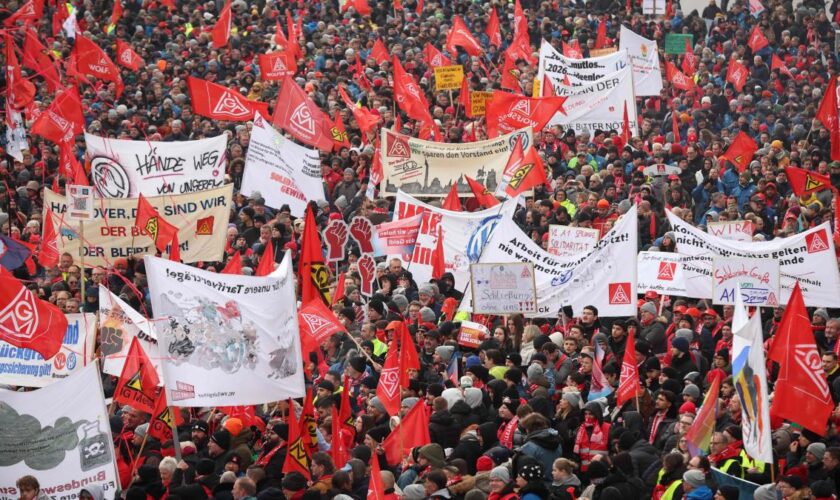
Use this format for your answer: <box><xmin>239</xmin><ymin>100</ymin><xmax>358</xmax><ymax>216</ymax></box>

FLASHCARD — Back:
<box><xmin>434</xmin><ymin>65</ymin><xmax>464</xmax><ymax>90</ymax></box>
<box><xmin>547</xmin><ymin>225</ymin><xmax>600</xmax><ymax>257</ymax></box>
<box><xmin>664</xmin><ymin>34</ymin><xmax>693</xmax><ymax>54</ymax></box>
<box><xmin>456</xmin><ymin>321</ymin><xmax>490</xmax><ymax>348</ymax></box>
<box><xmin>707</xmin><ymin>220</ymin><xmax>755</xmax><ymax>242</ymax></box>
<box><xmin>67</xmin><ymin>184</ymin><xmax>95</xmax><ymax>220</ymax></box>
<box><xmin>470</xmin><ymin>262</ymin><xmax>538</xmax><ymax>314</ymax></box>
<box><xmin>713</xmin><ymin>257</ymin><xmax>780</xmax><ymax>306</ymax></box>
<box><xmin>470</xmin><ymin>91</ymin><xmax>493</xmax><ymax>116</ymax></box>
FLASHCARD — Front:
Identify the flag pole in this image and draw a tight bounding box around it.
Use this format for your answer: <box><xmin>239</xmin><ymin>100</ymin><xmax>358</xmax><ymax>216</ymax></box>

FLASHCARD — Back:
<box><xmin>80</xmin><ymin>220</ymin><xmax>86</xmax><ymax>300</ymax></box>
<box><xmin>169</xmin><ymin>405</ymin><xmax>183</xmax><ymax>462</ymax></box>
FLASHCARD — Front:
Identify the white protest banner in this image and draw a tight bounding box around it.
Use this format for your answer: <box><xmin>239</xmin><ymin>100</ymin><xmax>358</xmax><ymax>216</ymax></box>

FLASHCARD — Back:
<box><xmin>85</xmin><ymin>132</ymin><xmax>226</xmax><ymax>198</ymax></box>
<box><xmin>636</xmin><ymin>251</ymin><xmax>691</xmax><ymax>296</ymax></box>
<box><xmin>145</xmin><ymin>255</ymin><xmax>305</xmax><ymax>406</ymax></box>
<box><xmin>462</xmin><ymin>205</ymin><xmax>638</xmax><ymax>317</ymax></box>
<box><xmin>470</xmin><ymin>262</ymin><xmax>537</xmax><ymax>314</ymax></box>
<box><xmin>713</xmin><ymin>257</ymin><xmax>780</xmax><ymax>306</ymax></box>
<box><xmin>548</xmin><ymin>225</ymin><xmax>599</xmax><ymax>257</ymax></box>
<box><xmin>380</xmin><ymin>128</ymin><xmax>532</xmax><ymax>198</ymax></box>
<box><xmin>0</xmin><ymin>363</ymin><xmax>119</xmax><ymax>498</ymax></box>
<box><xmin>371</xmin><ymin>213</ymin><xmax>422</xmax><ymax>257</ymax></box>
<box><xmin>618</xmin><ymin>26</ymin><xmax>663</xmax><ymax>96</ymax></box>
<box><xmin>707</xmin><ymin>220</ymin><xmax>755</xmax><ymax>242</ymax></box>
<box><xmin>537</xmin><ymin>40</ymin><xmax>629</xmax><ymax>87</ymax></box>
<box><xmin>44</xmin><ymin>184</ymin><xmax>231</xmax><ymax>266</ymax></box>
<box><xmin>394</xmin><ymin>191</ymin><xmax>517</xmax><ymax>290</ymax></box>
<box><xmin>67</xmin><ymin>185</ymin><xmax>95</xmax><ymax>220</ymax></box>
<box><xmin>547</xmin><ymin>67</ymin><xmax>638</xmax><ymax>134</ymax></box>
<box><xmin>667</xmin><ymin>209</ymin><xmax>840</xmax><ymax>306</ymax></box>
<box><xmin>0</xmin><ymin>313</ymin><xmax>96</xmax><ymax>387</ymax></box>
<box><xmin>240</xmin><ymin>113</ymin><xmax>325</xmax><ymax>217</ymax></box>
<box><xmin>643</xmin><ymin>163</ymin><xmax>681</xmax><ymax>177</ymax></box>
<box><xmin>99</xmin><ymin>288</ymin><xmax>162</xmax><ymax>379</ymax></box>
<box><xmin>457</xmin><ymin>321</ymin><xmax>490</xmax><ymax>349</ymax></box>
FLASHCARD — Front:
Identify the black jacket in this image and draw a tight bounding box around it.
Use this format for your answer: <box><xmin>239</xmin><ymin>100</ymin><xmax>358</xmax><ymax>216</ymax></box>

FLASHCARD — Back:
<box><xmin>429</xmin><ymin>409</ymin><xmax>461</xmax><ymax>450</ymax></box>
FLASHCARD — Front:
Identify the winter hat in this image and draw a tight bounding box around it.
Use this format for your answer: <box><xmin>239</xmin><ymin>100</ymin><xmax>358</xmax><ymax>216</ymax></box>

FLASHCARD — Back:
<box><xmin>460</xmin><ymin>376</ymin><xmax>474</xmax><ymax>388</ymax></box>
<box><xmin>435</xmin><ymin>345</ymin><xmax>455</xmax><ymax>363</ymax></box>
<box><xmin>210</xmin><ymin>429</ymin><xmax>231</xmax><ymax>449</ymax></box>
<box><xmin>419</xmin><ymin>307</ymin><xmax>437</xmax><ymax>323</ymax></box>
<box><xmin>465</xmin><ymin>355</ymin><xmax>481</xmax><ymax>368</ymax></box>
<box><xmin>675</xmin><ymin>328</ymin><xmax>694</xmax><ymax>341</ymax></box>
<box><xmin>281</xmin><ymin>472</ymin><xmax>307</xmax><ymax>492</ymax></box>
<box><xmin>618</xmin><ymin>431</ymin><xmax>637</xmax><ymax>451</ymax></box>
<box><xmin>810</xmin><ymin>480</ymin><xmax>834</xmax><ymax>499</ymax></box>
<box><xmin>476</xmin><ymin>455</ymin><xmax>494</xmax><ymax>472</ymax></box>
<box><xmin>419</xmin><ymin>443</ymin><xmax>446</xmax><ymax>468</ymax></box>
<box><xmin>271</xmin><ymin>423</ymin><xmax>288</xmax><ymax>440</ymax></box>
<box><xmin>517</xmin><ymin>463</ymin><xmax>543</xmax><ymax>482</ymax></box>
<box><xmin>351</xmin><ymin>445</ymin><xmax>372</xmax><ymax>464</ymax></box>
<box><xmin>486</xmin><ymin>446</ymin><xmax>512</xmax><ymax>465</ymax></box>
<box><xmin>402</xmin><ymin>485</ymin><xmax>426</xmax><ymax>500</ymax></box>
<box><xmin>679</xmin><ymin>402</ymin><xmax>697</xmax><ymax>416</ymax></box>
<box><xmin>672</xmin><ymin>337</ymin><xmax>690</xmax><ymax>354</ymax></box>
<box><xmin>717</xmin><ymin>485</ymin><xmax>740</xmax><ymax>500</ymax></box>
<box><xmin>781</xmin><ymin>475</ymin><xmax>804</xmax><ymax>489</ymax></box>
<box><xmin>587</xmin><ymin>460</ymin><xmax>609</xmax><ymax>480</ymax></box>
<box><xmin>369</xmin><ymin>396</ymin><xmax>386</xmax><ymax>414</ymax></box>
<box><xmin>814</xmin><ymin>308</ymin><xmax>830</xmax><ymax>321</ymax></box>
<box><xmin>682</xmin><ymin>384</ymin><xmax>700</xmax><ymax>400</ymax></box>
<box><xmin>753</xmin><ymin>483</ymin><xmax>781</xmax><ymax>500</ymax></box>
<box><xmin>640</xmin><ymin>302</ymin><xmax>657</xmax><ymax>315</ymax></box>
<box><xmin>223</xmin><ymin>417</ymin><xmax>243</xmax><ymax>437</ymax></box>
<box><xmin>401</xmin><ymin>397</ymin><xmax>420</xmax><ymax>410</ymax></box>
<box><xmin>464</xmin><ymin>388</ymin><xmax>483</xmax><ymax>408</ymax></box>
<box><xmin>683</xmin><ymin>470</ymin><xmax>706</xmax><ymax>488</ymax></box>
<box><xmin>500</xmin><ymin>395</ymin><xmax>520</xmax><ymax>413</ymax></box>
<box><xmin>419</xmin><ymin>284</ymin><xmax>436</xmax><ymax>297</ymax></box>
<box><xmin>134</xmin><ymin>423</ymin><xmax>149</xmax><ymax>439</ymax></box>
<box><xmin>348</xmin><ymin>356</ymin><xmax>367</xmax><ymax>374</ymax></box>
<box><xmin>367</xmin><ymin>425</ymin><xmax>390</xmax><ymax>443</ymax></box>
<box><xmin>562</xmin><ymin>392</ymin><xmax>581</xmax><ymax>408</ymax></box>
<box><xmin>808</xmin><ymin>442</ymin><xmax>827</xmax><ymax>461</ymax></box>
<box><xmin>489</xmin><ymin>466</ymin><xmax>510</xmax><ymax>482</ymax></box>
<box><xmin>191</xmin><ymin>420</ymin><xmax>209</xmax><ymax>434</ymax></box>
<box><xmin>526</xmin><ymin>363</ymin><xmax>544</xmax><ymax>381</ymax></box>
<box><xmin>196</xmin><ymin>458</ymin><xmax>215</xmax><ymax>476</ymax></box>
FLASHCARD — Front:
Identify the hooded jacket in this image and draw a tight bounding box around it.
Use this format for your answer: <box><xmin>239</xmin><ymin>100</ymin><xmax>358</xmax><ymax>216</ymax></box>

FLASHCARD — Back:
<box><xmin>429</xmin><ymin>409</ymin><xmax>461</xmax><ymax>450</ymax></box>
<box><xmin>519</xmin><ymin>428</ymin><xmax>563</xmax><ymax>485</ymax></box>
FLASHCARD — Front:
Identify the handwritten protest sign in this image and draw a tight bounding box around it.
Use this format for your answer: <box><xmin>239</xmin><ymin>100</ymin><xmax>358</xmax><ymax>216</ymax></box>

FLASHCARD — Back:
<box><xmin>470</xmin><ymin>91</ymin><xmax>493</xmax><ymax>116</ymax></box>
<box><xmin>707</xmin><ymin>220</ymin><xmax>755</xmax><ymax>242</ymax></box>
<box><xmin>470</xmin><ymin>262</ymin><xmax>537</xmax><ymax>314</ymax></box>
<box><xmin>712</xmin><ymin>257</ymin><xmax>780</xmax><ymax>306</ymax></box>
<box><xmin>547</xmin><ymin>226</ymin><xmax>599</xmax><ymax>257</ymax></box>
<box><xmin>434</xmin><ymin>65</ymin><xmax>464</xmax><ymax>90</ymax></box>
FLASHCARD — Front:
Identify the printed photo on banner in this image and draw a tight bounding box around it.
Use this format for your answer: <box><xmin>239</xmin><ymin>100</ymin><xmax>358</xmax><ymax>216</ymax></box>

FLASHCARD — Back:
<box><xmin>44</xmin><ymin>184</ymin><xmax>232</xmax><ymax>266</ymax></box>
<box><xmin>547</xmin><ymin>225</ymin><xmax>599</xmax><ymax>257</ymax></box>
<box><xmin>470</xmin><ymin>263</ymin><xmax>537</xmax><ymax>314</ymax></box>
<box><xmin>380</xmin><ymin>128</ymin><xmax>532</xmax><ymax>197</ymax></box>
<box><xmin>0</xmin><ymin>313</ymin><xmax>96</xmax><ymax>388</ymax></box>
<box><xmin>713</xmin><ymin>257</ymin><xmax>780</xmax><ymax>307</ymax></box>
<box><xmin>706</xmin><ymin>220</ymin><xmax>755</xmax><ymax>242</ymax></box>
<box><xmin>145</xmin><ymin>255</ymin><xmax>305</xmax><ymax>406</ymax></box>
<box><xmin>0</xmin><ymin>363</ymin><xmax>119</xmax><ymax>499</ymax></box>
<box><xmin>67</xmin><ymin>185</ymin><xmax>94</xmax><ymax>220</ymax></box>
<box><xmin>84</xmin><ymin>133</ymin><xmax>227</xmax><ymax>198</ymax></box>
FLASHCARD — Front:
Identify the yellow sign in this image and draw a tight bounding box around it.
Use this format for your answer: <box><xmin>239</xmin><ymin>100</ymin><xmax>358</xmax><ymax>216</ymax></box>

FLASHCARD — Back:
<box><xmin>469</xmin><ymin>91</ymin><xmax>493</xmax><ymax>116</ymax></box>
<box><xmin>434</xmin><ymin>65</ymin><xmax>464</xmax><ymax>91</ymax></box>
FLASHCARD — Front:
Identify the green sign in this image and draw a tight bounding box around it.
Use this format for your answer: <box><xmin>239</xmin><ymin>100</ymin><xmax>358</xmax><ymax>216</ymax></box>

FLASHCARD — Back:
<box><xmin>664</xmin><ymin>34</ymin><xmax>694</xmax><ymax>55</ymax></box>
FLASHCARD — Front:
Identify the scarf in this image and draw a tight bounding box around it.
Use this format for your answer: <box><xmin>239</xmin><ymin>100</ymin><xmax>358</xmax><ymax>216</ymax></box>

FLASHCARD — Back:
<box><xmin>709</xmin><ymin>440</ymin><xmax>743</xmax><ymax>465</ymax></box>
<box><xmin>573</xmin><ymin>416</ymin><xmax>608</xmax><ymax>465</ymax></box>
<box><xmin>498</xmin><ymin>416</ymin><xmax>519</xmax><ymax>449</ymax></box>
<box><xmin>255</xmin><ymin>441</ymin><xmax>285</xmax><ymax>467</ymax></box>
<box><xmin>649</xmin><ymin>410</ymin><xmax>667</xmax><ymax>444</ymax></box>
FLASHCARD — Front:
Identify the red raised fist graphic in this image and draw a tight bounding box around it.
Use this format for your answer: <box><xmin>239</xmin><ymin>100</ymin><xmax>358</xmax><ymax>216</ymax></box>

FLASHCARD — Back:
<box><xmin>350</xmin><ymin>216</ymin><xmax>374</xmax><ymax>254</ymax></box>
<box><xmin>358</xmin><ymin>254</ymin><xmax>375</xmax><ymax>297</ymax></box>
<box><xmin>323</xmin><ymin>219</ymin><xmax>348</xmax><ymax>262</ymax></box>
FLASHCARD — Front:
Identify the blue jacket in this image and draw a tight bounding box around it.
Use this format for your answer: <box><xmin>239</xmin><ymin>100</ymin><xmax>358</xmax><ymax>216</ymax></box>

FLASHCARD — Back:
<box><xmin>519</xmin><ymin>428</ymin><xmax>563</xmax><ymax>486</ymax></box>
<box><xmin>686</xmin><ymin>485</ymin><xmax>714</xmax><ymax>500</ymax></box>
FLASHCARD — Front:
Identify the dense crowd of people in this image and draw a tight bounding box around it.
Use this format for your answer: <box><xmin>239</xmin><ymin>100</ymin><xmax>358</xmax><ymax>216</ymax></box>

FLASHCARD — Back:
<box><xmin>5</xmin><ymin>0</ymin><xmax>840</xmax><ymax>498</ymax></box>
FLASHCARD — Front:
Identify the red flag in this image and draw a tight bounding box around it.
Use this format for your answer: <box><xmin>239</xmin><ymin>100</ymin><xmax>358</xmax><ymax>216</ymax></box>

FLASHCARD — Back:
<box><xmin>506</xmin><ymin>1</ymin><xmax>535</xmax><ymax>64</ymax></box>
<box><xmin>74</xmin><ymin>34</ymin><xmax>123</xmax><ymax>95</ymax></box>
<box><xmin>338</xmin><ymin>86</ymin><xmax>381</xmax><ymax>136</ymax></box>
<box><xmin>23</xmin><ymin>30</ymin><xmax>61</xmax><ymax>92</ymax></box>
<box><xmin>367</xmin><ymin>447</ymin><xmax>387</xmax><ymax>500</ymax></box>
<box><xmin>392</xmin><ymin>57</ymin><xmax>434</xmax><ymax>124</ymax></box>
<box><xmin>376</xmin><ymin>334</ymin><xmax>402</xmax><ymax>416</ymax></box>
<box><xmin>501</xmin><ymin>53</ymin><xmax>521</xmax><ymax>92</ymax></box>
<box><xmin>331</xmin><ymin>112</ymin><xmax>351</xmax><ymax>151</ymax></box>
<box><xmin>254</xmin><ymin>238</ymin><xmax>274</xmax><ymax>276</ymax></box>
<box><xmin>446</xmin><ymin>16</ymin><xmax>483</xmax><ymax>57</ymax></box>
<box><xmin>52</xmin><ymin>2</ymin><xmax>69</xmax><ymax>35</ymax></box>
<box><xmin>274</xmin><ymin>20</ymin><xmax>288</xmax><ymax>46</ymax></box>
<box><xmin>465</xmin><ymin>175</ymin><xmax>500</xmax><ymax>208</ymax></box>
<box><xmin>785</xmin><ymin>166</ymin><xmax>832</xmax><ymax>197</ymax></box>
<box><xmin>416</xmin><ymin>0</ymin><xmax>423</xmax><ymax>14</ymax></box>
<box><xmin>5</xmin><ymin>33</ymin><xmax>36</xmax><ymax>111</ymax></box>
<box><xmin>221</xmin><ymin>252</ymin><xmax>242</xmax><ymax>275</ymax></box>
<box><xmin>722</xmin><ymin>131</ymin><xmax>758</xmax><ymax>172</ymax></box>
<box><xmin>38</xmin><ymin>208</ymin><xmax>60</xmax><ymax>269</ymax></box>
<box><xmin>595</xmin><ymin>20</ymin><xmax>608</xmax><ymax>49</ymax></box>
<box><xmin>768</xmin><ymin>283</ymin><xmax>834</xmax><ymax>436</ymax></box>
<box><xmin>283</xmin><ymin>400</ymin><xmax>311</xmax><ymax>479</ymax></box>
<box><xmin>497</xmin><ymin>137</ymin><xmax>548</xmax><ymax>197</ymax></box>
<box><xmin>59</xmin><ymin>142</ymin><xmax>89</xmax><ymax>186</ymax></box>
<box><xmin>397</xmin><ymin>322</ymin><xmax>420</xmax><ymax>386</ymax></box>
<box><xmin>332</xmin><ymin>272</ymin><xmax>346</xmax><ymax>306</ymax></box>
<box><xmin>109</xmin><ymin>0</ymin><xmax>123</xmax><ymax>28</ymax></box>
<box><xmin>726</xmin><ymin>58</ymin><xmax>748</xmax><ymax>92</ymax></box>
<box><xmin>135</xmin><ymin>194</ymin><xmax>179</xmax><ymax>259</ymax></box>
<box><xmin>148</xmin><ymin>392</ymin><xmax>184</xmax><ymax>441</ymax></box>
<box><xmin>682</xmin><ymin>38</ymin><xmax>697</xmax><ymax>77</ymax></box>
<box><xmin>835</xmin><ymin>193</ymin><xmax>840</xmax><ymax>247</ymax></box>
<box><xmin>441</xmin><ymin>184</ymin><xmax>461</xmax><ymax>211</ymax></box>
<box><xmin>31</xmin><ymin>87</ymin><xmax>84</xmax><ymax>145</ymax></box>
<box><xmin>671</xmin><ymin>105</ymin><xmax>682</xmax><ymax>144</ymax></box>
<box><xmin>115</xmin><ymin>39</ymin><xmax>144</xmax><ymax>71</ymax></box>
<box><xmin>341</xmin><ymin>0</ymin><xmax>371</xmax><ymax>15</ymax></box>
<box><xmin>562</xmin><ymin>40</ymin><xmax>582</xmax><ymax>59</ymax></box>
<box><xmin>285</xmin><ymin>11</ymin><xmax>302</xmax><ymax>61</ymax></box>
<box><xmin>541</xmin><ymin>74</ymin><xmax>555</xmax><ymax>97</ymax></box>
<box><xmin>616</xmin><ymin>328</ymin><xmax>641</xmax><ymax>407</ymax></box>
<box><xmin>114</xmin><ymin>338</ymin><xmax>160</xmax><ymax>414</ymax></box>
<box><xmin>423</xmin><ymin>43</ymin><xmax>451</xmax><ymax>68</ymax></box>
<box><xmin>298</xmin><ymin>298</ymin><xmax>347</xmax><ymax>349</ymax></box>
<box><xmin>747</xmin><ymin>25</ymin><xmax>769</xmax><ymax>52</ymax></box>
<box><xmin>459</xmin><ymin>76</ymin><xmax>472</xmax><ymax>119</ymax></box>
<box><xmin>299</xmin><ymin>205</ymin><xmax>331</xmax><ymax>305</ymax></box>
<box><xmin>381</xmin><ymin>401</ymin><xmax>431</xmax><ymax>466</ymax></box>
<box><xmin>431</xmin><ymin>228</ymin><xmax>446</xmax><ymax>280</ymax></box>
<box><xmin>257</xmin><ymin>51</ymin><xmax>295</xmax><ymax>81</ymax></box>
<box><xmin>338</xmin><ymin>375</ymin><xmax>356</xmax><ymax>440</ymax></box>
<box><xmin>621</xmin><ymin>101</ymin><xmax>632</xmax><ymax>144</ymax></box>
<box><xmin>301</xmin><ymin>389</ymin><xmax>319</xmax><ymax>456</ymax></box>
<box><xmin>0</xmin><ymin>269</ymin><xmax>67</xmax><ymax>359</ymax></box>
<box><xmin>212</xmin><ymin>0</ymin><xmax>232</xmax><ymax>48</ymax></box>
<box><xmin>665</xmin><ymin>61</ymin><xmax>695</xmax><ymax>91</ymax></box>
<box><xmin>188</xmin><ymin>76</ymin><xmax>268</xmax><ymax>122</ymax></box>
<box><xmin>369</xmin><ymin>39</ymin><xmax>390</xmax><ymax>64</ymax></box>
<box><xmin>486</xmin><ymin>8</ymin><xmax>502</xmax><ymax>47</ymax></box>
<box><xmin>485</xmin><ymin>91</ymin><xmax>567</xmax><ymax>138</ymax></box>
<box><xmin>330</xmin><ymin>406</ymin><xmax>351</xmax><ymax>469</ymax></box>
<box><xmin>272</xmin><ymin>77</ymin><xmax>334</xmax><ymax>151</ymax></box>
<box><xmin>816</xmin><ymin>76</ymin><xmax>840</xmax><ymax>162</ymax></box>
<box><xmin>4</xmin><ymin>0</ymin><xmax>39</xmax><ymax>26</ymax></box>
<box><xmin>771</xmin><ymin>54</ymin><xmax>793</xmax><ymax>78</ymax></box>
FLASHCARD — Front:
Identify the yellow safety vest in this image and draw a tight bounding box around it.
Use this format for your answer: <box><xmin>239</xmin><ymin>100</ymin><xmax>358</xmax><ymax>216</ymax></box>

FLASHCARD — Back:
<box><xmin>656</xmin><ymin>469</ymin><xmax>683</xmax><ymax>500</ymax></box>
<box><xmin>740</xmin><ymin>450</ymin><xmax>765</xmax><ymax>473</ymax></box>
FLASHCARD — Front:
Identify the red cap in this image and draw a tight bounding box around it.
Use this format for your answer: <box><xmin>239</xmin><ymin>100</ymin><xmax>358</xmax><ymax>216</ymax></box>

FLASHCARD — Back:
<box><xmin>685</xmin><ymin>307</ymin><xmax>702</xmax><ymax>319</ymax></box>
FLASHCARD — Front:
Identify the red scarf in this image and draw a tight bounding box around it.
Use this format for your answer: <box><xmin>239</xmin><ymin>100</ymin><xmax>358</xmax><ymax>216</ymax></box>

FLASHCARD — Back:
<box><xmin>256</xmin><ymin>441</ymin><xmax>285</xmax><ymax>467</ymax></box>
<box><xmin>649</xmin><ymin>410</ymin><xmax>667</xmax><ymax>444</ymax></box>
<box><xmin>709</xmin><ymin>440</ymin><xmax>743</xmax><ymax>465</ymax></box>
<box><xmin>498</xmin><ymin>416</ymin><xmax>518</xmax><ymax>449</ymax></box>
<box><xmin>573</xmin><ymin>416</ymin><xmax>609</xmax><ymax>471</ymax></box>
